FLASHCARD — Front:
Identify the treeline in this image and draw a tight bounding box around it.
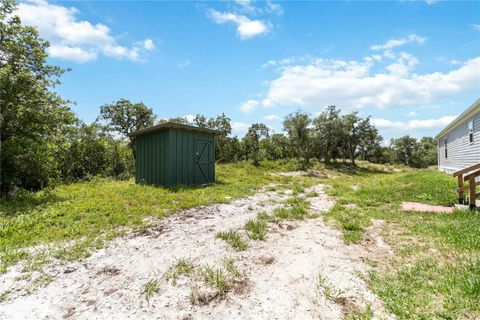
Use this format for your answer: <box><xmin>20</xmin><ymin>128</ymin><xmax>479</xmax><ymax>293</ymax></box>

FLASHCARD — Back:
<box><xmin>184</xmin><ymin>107</ymin><xmax>437</xmax><ymax>170</ymax></box>
<box><xmin>0</xmin><ymin>0</ymin><xmax>437</xmax><ymax>195</ymax></box>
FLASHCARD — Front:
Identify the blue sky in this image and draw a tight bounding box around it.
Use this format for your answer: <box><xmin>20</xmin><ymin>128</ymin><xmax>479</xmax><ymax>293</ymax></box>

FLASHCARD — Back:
<box><xmin>17</xmin><ymin>0</ymin><xmax>480</xmax><ymax>140</ymax></box>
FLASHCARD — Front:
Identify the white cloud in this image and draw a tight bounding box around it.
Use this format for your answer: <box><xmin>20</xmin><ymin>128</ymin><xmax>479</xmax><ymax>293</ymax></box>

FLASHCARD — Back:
<box><xmin>234</xmin><ymin>0</ymin><xmax>256</xmax><ymax>14</ymax></box>
<box><xmin>407</xmin><ymin>111</ymin><xmax>417</xmax><ymax>116</ymax></box>
<box><xmin>264</xmin><ymin>114</ymin><xmax>280</xmax><ymax>121</ymax></box>
<box><xmin>233</xmin><ymin>0</ymin><xmax>283</xmax><ymax>16</ymax></box>
<box><xmin>231</xmin><ymin>121</ymin><xmax>250</xmax><ymax>136</ymax></box>
<box><xmin>385</xmin><ymin>52</ymin><xmax>419</xmax><ymax>77</ymax></box>
<box><xmin>425</xmin><ymin>0</ymin><xmax>438</xmax><ymax>4</ymax></box>
<box><xmin>437</xmin><ymin>56</ymin><xmax>462</xmax><ymax>65</ymax></box>
<box><xmin>371</xmin><ymin>115</ymin><xmax>457</xmax><ymax>130</ymax></box>
<box><xmin>16</xmin><ymin>0</ymin><xmax>154</xmax><ymax>62</ymax></box>
<box><xmin>259</xmin><ymin>56</ymin><xmax>480</xmax><ymax>109</ymax></box>
<box><xmin>472</xmin><ymin>24</ymin><xmax>480</xmax><ymax>31</ymax></box>
<box><xmin>143</xmin><ymin>39</ymin><xmax>155</xmax><ymax>50</ymax></box>
<box><xmin>262</xmin><ymin>57</ymin><xmax>301</xmax><ymax>68</ymax></box>
<box><xmin>240</xmin><ymin>99</ymin><xmax>260</xmax><ymax>113</ymax></box>
<box><xmin>208</xmin><ymin>9</ymin><xmax>270</xmax><ymax>39</ymax></box>
<box><xmin>370</xmin><ymin>34</ymin><xmax>426</xmax><ymax>51</ymax></box>
<box><xmin>48</xmin><ymin>45</ymin><xmax>97</xmax><ymax>63</ymax></box>
<box><xmin>184</xmin><ymin>114</ymin><xmax>196</xmax><ymax>123</ymax></box>
<box><xmin>266</xmin><ymin>0</ymin><xmax>284</xmax><ymax>15</ymax></box>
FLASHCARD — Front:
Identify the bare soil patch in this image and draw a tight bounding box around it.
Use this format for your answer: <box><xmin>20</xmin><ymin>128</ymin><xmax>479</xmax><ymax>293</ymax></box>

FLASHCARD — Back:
<box><xmin>401</xmin><ymin>201</ymin><xmax>454</xmax><ymax>213</ymax></box>
<box><xmin>0</xmin><ymin>184</ymin><xmax>393</xmax><ymax>319</ymax></box>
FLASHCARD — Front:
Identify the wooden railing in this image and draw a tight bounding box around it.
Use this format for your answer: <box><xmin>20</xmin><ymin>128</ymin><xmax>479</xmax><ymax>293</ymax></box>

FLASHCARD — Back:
<box><xmin>453</xmin><ymin>162</ymin><xmax>480</xmax><ymax>209</ymax></box>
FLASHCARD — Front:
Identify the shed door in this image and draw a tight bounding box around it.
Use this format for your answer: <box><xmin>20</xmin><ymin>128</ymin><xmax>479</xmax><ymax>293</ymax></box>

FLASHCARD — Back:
<box><xmin>194</xmin><ymin>138</ymin><xmax>213</xmax><ymax>184</ymax></box>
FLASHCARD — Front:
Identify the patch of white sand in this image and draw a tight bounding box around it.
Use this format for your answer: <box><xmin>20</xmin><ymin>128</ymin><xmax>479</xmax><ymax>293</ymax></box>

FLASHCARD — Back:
<box><xmin>0</xmin><ymin>184</ymin><xmax>393</xmax><ymax>320</ymax></box>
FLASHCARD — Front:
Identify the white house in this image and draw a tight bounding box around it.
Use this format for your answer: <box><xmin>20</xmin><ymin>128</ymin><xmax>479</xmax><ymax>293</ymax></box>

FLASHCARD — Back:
<box><xmin>435</xmin><ymin>99</ymin><xmax>480</xmax><ymax>174</ymax></box>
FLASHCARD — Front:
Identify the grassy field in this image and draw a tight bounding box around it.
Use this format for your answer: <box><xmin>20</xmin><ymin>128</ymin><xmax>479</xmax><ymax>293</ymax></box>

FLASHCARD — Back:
<box><xmin>319</xmin><ymin>162</ymin><xmax>479</xmax><ymax>319</ymax></box>
<box><xmin>0</xmin><ymin>160</ymin><xmax>306</xmax><ymax>273</ymax></box>
<box><xmin>1</xmin><ymin>160</ymin><xmax>478</xmax><ymax>319</ymax></box>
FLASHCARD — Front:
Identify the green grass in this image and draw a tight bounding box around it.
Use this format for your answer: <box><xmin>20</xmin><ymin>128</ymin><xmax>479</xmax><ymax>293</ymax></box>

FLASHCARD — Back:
<box><xmin>0</xmin><ymin>161</ymin><xmax>301</xmax><ymax>272</ymax></box>
<box><xmin>370</xmin><ymin>257</ymin><xmax>480</xmax><ymax>319</ymax></box>
<box><xmin>244</xmin><ymin>219</ymin><xmax>267</xmax><ymax>240</ymax></box>
<box><xmin>319</xmin><ymin>163</ymin><xmax>479</xmax><ymax>319</ymax></box>
<box><xmin>143</xmin><ymin>277</ymin><xmax>161</xmax><ymax>302</ymax></box>
<box><xmin>323</xmin><ymin>168</ymin><xmax>458</xmax><ymax>244</ymax></box>
<box><xmin>189</xmin><ymin>258</ymin><xmax>244</xmax><ymax>304</ymax></box>
<box><xmin>342</xmin><ymin>304</ymin><xmax>373</xmax><ymax>320</ymax></box>
<box><xmin>221</xmin><ymin>257</ymin><xmax>242</xmax><ymax>278</ymax></box>
<box><xmin>2</xmin><ymin>159</ymin><xmax>477</xmax><ymax>318</ymax></box>
<box><xmin>215</xmin><ymin>229</ymin><xmax>248</xmax><ymax>251</ymax></box>
<box><xmin>200</xmin><ymin>266</ymin><xmax>230</xmax><ymax>293</ymax></box>
<box><xmin>200</xmin><ymin>258</ymin><xmax>243</xmax><ymax>293</ymax></box>
<box><xmin>0</xmin><ymin>290</ymin><xmax>9</xmax><ymax>302</ymax></box>
<box><xmin>164</xmin><ymin>257</ymin><xmax>195</xmax><ymax>286</ymax></box>
<box><xmin>273</xmin><ymin>196</ymin><xmax>312</xmax><ymax>220</ymax></box>
<box><xmin>53</xmin><ymin>237</ymin><xmax>104</xmax><ymax>262</ymax></box>
<box><xmin>315</xmin><ymin>273</ymin><xmax>344</xmax><ymax>303</ymax></box>
<box><xmin>256</xmin><ymin>211</ymin><xmax>275</xmax><ymax>222</ymax></box>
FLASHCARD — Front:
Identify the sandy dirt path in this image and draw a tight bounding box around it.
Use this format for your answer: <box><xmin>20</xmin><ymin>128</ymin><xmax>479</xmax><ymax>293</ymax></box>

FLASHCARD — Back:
<box><xmin>0</xmin><ymin>184</ymin><xmax>393</xmax><ymax>320</ymax></box>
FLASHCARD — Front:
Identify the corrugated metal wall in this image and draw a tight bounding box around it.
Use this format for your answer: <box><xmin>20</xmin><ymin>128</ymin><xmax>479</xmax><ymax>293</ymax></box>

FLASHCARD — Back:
<box><xmin>438</xmin><ymin>110</ymin><xmax>480</xmax><ymax>173</ymax></box>
<box><xmin>135</xmin><ymin>128</ymin><xmax>215</xmax><ymax>186</ymax></box>
<box><xmin>135</xmin><ymin>129</ymin><xmax>169</xmax><ymax>185</ymax></box>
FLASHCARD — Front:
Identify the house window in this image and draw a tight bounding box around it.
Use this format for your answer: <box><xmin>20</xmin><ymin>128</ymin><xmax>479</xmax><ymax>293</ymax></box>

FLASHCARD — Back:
<box><xmin>469</xmin><ymin>120</ymin><xmax>474</xmax><ymax>143</ymax></box>
<box><xmin>444</xmin><ymin>138</ymin><xmax>448</xmax><ymax>158</ymax></box>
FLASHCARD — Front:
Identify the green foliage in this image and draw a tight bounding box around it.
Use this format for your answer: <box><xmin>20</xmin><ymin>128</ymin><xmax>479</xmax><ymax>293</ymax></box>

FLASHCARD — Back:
<box><xmin>313</xmin><ymin>106</ymin><xmax>381</xmax><ymax>165</ymax></box>
<box><xmin>0</xmin><ymin>161</ymin><xmax>295</xmax><ymax>271</ymax></box>
<box><xmin>221</xmin><ymin>257</ymin><xmax>241</xmax><ymax>278</ymax></box>
<box><xmin>257</xmin><ymin>211</ymin><xmax>276</xmax><ymax>222</ymax></box>
<box><xmin>325</xmin><ymin>204</ymin><xmax>369</xmax><ymax>244</ymax></box>
<box><xmin>283</xmin><ymin>110</ymin><xmax>312</xmax><ymax>167</ymax></box>
<box><xmin>200</xmin><ymin>266</ymin><xmax>230</xmax><ymax>292</ymax></box>
<box><xmin>262</xmin><ymin>133</ymin><xmax>292</xmax><ymax>161</ymax></box>
<box><xmin>215</xmin><ymin>230</ymin><xmax>248</xmax><ymax>251</ymax></box>
<box><xmin>161</xmin><ymin>117</ymin><xmax>190</xmax><ymax>125</ymax></box>
<box><xmin>321</xmin><ymin>165</ymin><xmax>479</xmax><ymax>318</ymax></box>
<box><xmin>243</xmin><ymin>123</ymin><xmax>270</xmax><ymax>166</ymax></box>
<box><xmin>315</xmin><ymin>273</ymin><xmax>345</xmax><ymax>303</ymax></box>
<box><xmin>0</xmin><ymin>2</ymin><xmax>135</xmax><ymax>194</ymax></box>
<box><xmin>199</xmin><ymin>259</ymin><xmax>242</xmax><ymax>294</ymax></box>
<box><xmin>193</xmin><ymin>113</ymin><xmax>235</xmax><ymax>163</ymax></box>
<box><xmin>391</xmin><ymin>135</ymin><xmax>437</xmax><ymax>168</ymax></box>
<box><xmin>53</xmin><ymin>237</ymin><xmax>103</xmax><ymax>262</ymax></box>
<box><xmin>273</xmin><ymin>196</ymin><xmax>312</xmax><ymax>220</ymax></box>
<box><xmin>324</xmin><ymin>168</ymin><xmax>457</xmax><ymax>243</ymax></box>
<box><xmin>143</xmin><ymin>277</ymin><xmax>160</xmax><ymax>302</ymax></box>
<box><xmin>244</xmin><ymin>219</ymin><xmax>267</xmax><ymax>240</ymax></box>
<box><xmin>342</xmin><ymin>304</ymin><xmax>373</xmax><ymax>320</ymax></box>
<box><xmin>0</xmin><ymin>0</ymin><xmax>76</xmax><ymax>194</ymax></box>
<box><xmin>370</xmin><ymin>258</ymin><xmax>480</xmax><ymax>319</ymax></box>
<box><xmin>0</xmin><ymin>6</ymin><xmax>436</xmax><ymax>194</ymax></box>
<box><xmin>313</xmin><ymin>105</ymin><xmax>342</xmax><ymax>164</ymax></box>
<box><xmin>58</xmin><ymin>123</ymin><xmax>134</xmax><ymax>181</ymax></box>
<box><xmin>98</xmin><ymin>98</ymin><xmax>155</xmax><ymax>157</ymax></box>
<box><xmin>164</xmin><ymin>257</ymin><xmax>195</xmax><ymax>286</ymax></box>
<box><xmin>416</xmin><ymin>137</ymin><xmax>438</xmax><ymax>166</ymax></box>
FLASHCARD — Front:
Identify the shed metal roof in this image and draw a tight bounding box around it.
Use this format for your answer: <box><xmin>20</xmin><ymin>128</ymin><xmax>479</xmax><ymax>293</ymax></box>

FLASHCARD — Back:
<box><xmin>128</xmin><ymin>122</ymin><xmax>221</xmax><ymax>137</ymax></box>
<box><xmin>435</xmin><ymin>98</ymin><xmax>480</xmax><ymax>139</ymax></box>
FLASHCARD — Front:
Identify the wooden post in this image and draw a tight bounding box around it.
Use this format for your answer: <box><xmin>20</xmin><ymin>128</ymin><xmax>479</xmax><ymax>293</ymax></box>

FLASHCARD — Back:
<box><xmin>458</xmin><ymin>175</ymin><xmax>464</xmax><ymax>204</ymax></box>
<box><xmin>469</xmin><ymin>175</ymin><xmax>476</xmax><ymax>210</ymax></box>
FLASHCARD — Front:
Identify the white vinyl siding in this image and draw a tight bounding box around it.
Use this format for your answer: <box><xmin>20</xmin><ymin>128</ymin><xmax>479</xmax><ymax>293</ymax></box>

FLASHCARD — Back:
<box><xmin>469</xmin><ymin>120</ymin><xmax>474</xmax><ymax>143</ymax></box>
<box><xmin>438</xmin><ymin>110</ymin><xmax>480</xmax><ymax>173</ymax></box>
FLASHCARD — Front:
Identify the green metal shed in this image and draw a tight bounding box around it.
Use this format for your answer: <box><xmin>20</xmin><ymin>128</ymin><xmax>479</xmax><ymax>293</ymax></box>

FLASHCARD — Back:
<box><xmin>128</xmin><ymin>122</ymin><xmax>219</xmax><ymax>187</ymax></box>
